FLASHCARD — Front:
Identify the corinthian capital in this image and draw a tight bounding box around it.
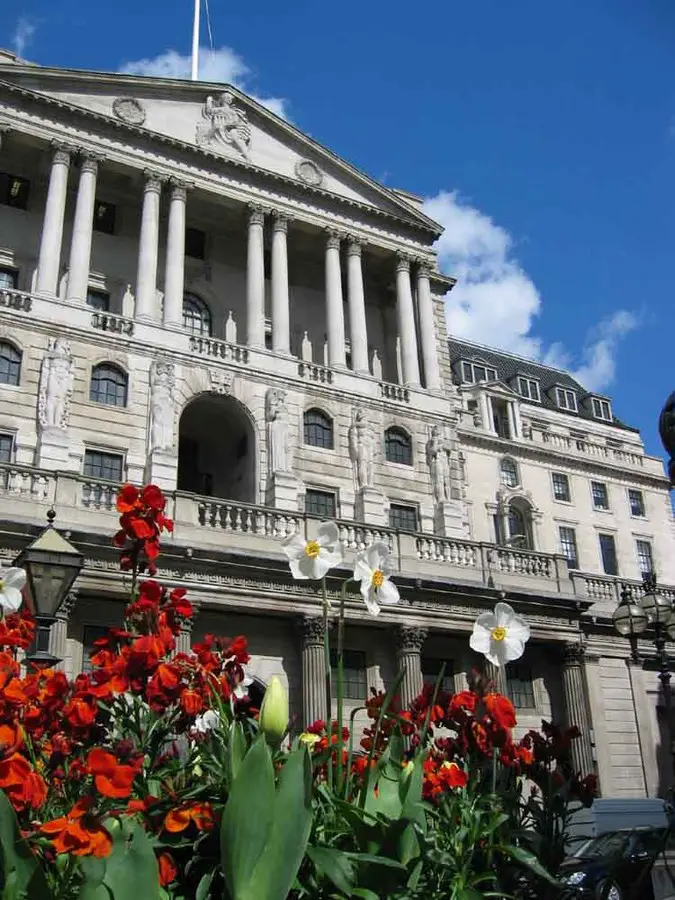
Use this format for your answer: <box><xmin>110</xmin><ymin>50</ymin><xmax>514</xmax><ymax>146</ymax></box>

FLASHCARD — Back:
<box><xmin>51</xmin><ymin>142</ymin><xmax>74</xmax><ymax>167</ymax></box>
<box><xmin>395</xmin><ymin>624</ymin><xmax>427</xmax><ymax>654</ymax></box>
<box><xmin>325</xmin><ymin>228</ymin><xmax>343</xmax><ymax>250</ymax></box>
<box><xmin>143</xmin><ymin>169</ymin><xmax>164</xmax><ymax>193</ymax></box>
<box><xmin>271</xmin><ymin>210</ymin><xmax>290</xmax><ymax>232</ymax></box>
<box><xmin>346</xmin><ymin>235</ymin><xmax>364</xmax><ymax>257</ymax></box>
<box><xmin>299</xmin><ymin>615</ymin><xmax>326</xmax><ymax>646</ymax></box>
<box><xmin>248</xmin><ymin>203</ymin><xmax>266</xmax><ymax>226</ymax></box>
<box><xmin>396</xmin><ymin>253</ymin><xmax>412</xmax><ymax>273</ymax></box>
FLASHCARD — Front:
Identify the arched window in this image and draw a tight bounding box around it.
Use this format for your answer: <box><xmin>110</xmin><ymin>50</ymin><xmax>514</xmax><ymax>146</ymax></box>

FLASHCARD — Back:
<box><xmin>304</xmin><ymin>409</ymin><xmax>333</xmax><ymax>449</ymax></box>
<box><xmin>507</xmin><ymin>503</ymin><xmax>532</xmax><ymax>550</ymax></box>
<box><xmin>500</xmin><ymin>458</ymin><xmax>519</xmax><ymax>488</ymax></box>
<box><xmin>0</xmin><ymin>342</ymin><xmax>21</xmax><ymax>386</ymax></box>
<box><xmin>90</xmin><ymin>363</ymin><xmax>128</xmax><ymax>407</ymax></box>
<box><xmin>183</xmin><ymin>293</ymin><xmax>212</xmax><ymax>336</ymax></box>
<box><xmin>385</xmin><ymin>427</ymin><xmax>412</xmax><ymax>466</ymax></box>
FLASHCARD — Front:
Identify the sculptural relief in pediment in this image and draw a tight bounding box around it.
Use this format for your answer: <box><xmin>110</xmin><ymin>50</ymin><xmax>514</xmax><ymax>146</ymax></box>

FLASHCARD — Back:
<box><xmin>195</xmin><ymin>91</ymin><xmax>251</xmax><ymax>160</ymax></box>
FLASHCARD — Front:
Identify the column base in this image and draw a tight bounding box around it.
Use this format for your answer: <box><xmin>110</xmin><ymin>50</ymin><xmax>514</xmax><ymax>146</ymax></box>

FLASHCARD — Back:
<box><xmin>266</xmin><ymin>471</ymin><xmax>300</xmax><ymax>511</ymax></box>
<box><xmin>355</xmin><ymin>487</ymin><xmax>386</xmax><ymax>526</ymax></box>
<box><xmin>434</xmin><ymin>500</ymin><xmax>468</xmax><ymax>538</ymax></box>
<box><xmin>146</xmin><ymin>450</ymin><xmax>178</xmax><ymax>490</ymax></box>
<box><xmin>37</xmin><ymin>428</ymin><xmax>71</xmax><ymax>470</ymax></box>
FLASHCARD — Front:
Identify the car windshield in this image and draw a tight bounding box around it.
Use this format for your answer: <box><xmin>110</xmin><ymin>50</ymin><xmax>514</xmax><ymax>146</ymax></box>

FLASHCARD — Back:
<box><xmin>572</xmin><ymin>832</ymin><xmax>627</xmax><ymax>860</ymax></box>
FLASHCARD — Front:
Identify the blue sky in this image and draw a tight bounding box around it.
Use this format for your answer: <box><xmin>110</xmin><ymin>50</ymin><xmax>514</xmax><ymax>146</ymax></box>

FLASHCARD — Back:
<box><xmin>4</xmin><ymin>0</ymin><xmax>675</xmax><ymax>458</ymax></box>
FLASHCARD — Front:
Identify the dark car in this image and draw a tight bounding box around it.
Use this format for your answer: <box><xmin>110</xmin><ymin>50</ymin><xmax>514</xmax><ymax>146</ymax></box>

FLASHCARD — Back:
<box><xmin>560</xmin><ymin>827</ymin><xmax>673</xmax><ymax>900</ymax></box>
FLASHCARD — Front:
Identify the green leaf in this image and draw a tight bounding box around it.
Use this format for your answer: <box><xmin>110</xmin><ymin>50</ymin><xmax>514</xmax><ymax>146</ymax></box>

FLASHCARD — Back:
<box><xmin>344</xmin><ymin>852</ymin><xmax>407</xmax><ymax>871</ymax></box>
<box><xmin>0</xmin><ymin>789</ymin><xmax>51</xmax><ymax>900</ymax></box>
<box><xmin>101</xmin><ymin>819</ymin><xmax>160</xmax><ymax>900</ymax></box>
<box><xmin>498</xmin><ymin>844</ymin><xmax>558</xmax><ymax>885</ymax></box>
<box><xmin>77</xmin><ymin>885</ymin><xmax>112</xmax><ymax>900</ymax></box>
<box><xmin>195</xmin><ymin>871</ymin><xmax>214</xmax><ymax>900</ymax></box>
<box><xmin>220</xmin><ymin>737</ymin><xmax>275</xmax><ymax>900</ymax></box>
<box><xmin>227</xmin><ymin>721</ymin><xmax>247</xmax><ymax>784</ymax></box>
<box><xmin>351</xmin><ymin>889</ymin><xmax>379</xmax><ymax>899</ymax></box>
<box><xmin>307</xmin><ymin>845</ymin><xmax>355</xmax><ymax>896</ymax></box>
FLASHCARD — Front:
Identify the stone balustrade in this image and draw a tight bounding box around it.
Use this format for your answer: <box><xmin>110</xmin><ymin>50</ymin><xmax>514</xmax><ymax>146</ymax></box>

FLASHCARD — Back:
<box><xmin>0</xmin><ymin>463</ymin><xmax>55</xmax><ymax>504</ymax></box>
<box><xmin>537</xmin><ymin>429</ymin><xmax>654</xmax><ymax>472</ymax></box>
<box><xmin>0</xmin><ymin>286</ymin><xmax>32</xmax><ymax>312</ymax></box>
<box><xmin>297</xmin><ymin>361</ymin><xmax>333</xmax><ymax>384</ymax></box>
<box><xmin>91</xmin><ymin>311</ymin><xmax>134</xmax><ymax>336</ymax></box>
<box><xmin>379</xmin><ymin>382</ymin><xmax>410</xmax><ymax>403</ymax></box>
<box><xmin>188</xmin><ymin>335</ymin><xmax>249</xmax><ymax>364</ymax></box>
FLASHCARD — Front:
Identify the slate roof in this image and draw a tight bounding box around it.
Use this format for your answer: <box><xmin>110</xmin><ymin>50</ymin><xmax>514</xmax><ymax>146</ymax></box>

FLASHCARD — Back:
<box><xmin>447</xmin><ymin>337</ymin><xmax>636</xmax><ymax>432</ymax></box>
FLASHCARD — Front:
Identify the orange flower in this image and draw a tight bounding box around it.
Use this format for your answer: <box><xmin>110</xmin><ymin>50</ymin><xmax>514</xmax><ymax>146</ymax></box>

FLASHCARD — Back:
<box><xmin>164</xmin><ymin>802</ymin><xmax>214</xmax><ymax>834</ymax></box>
<box><xmin>41</xmin><ymin>798</ymin><xmax>112</xmax><ymax>858</ymax></box>
<box><xmin>484</xmin><ymin>693</ymin><xmax>517</xmax><ymax>730</ymax></box>
<box><xmin>158</xmin><ymin>851</ymin><xmax>178</xmax><ymax>886</ymax></box>
<box><xmin>87</xmin><ymin>748</ymin><xmax>136</xmax><ymax>798</ymax></box>
<box><xmin>63</xmin><ymin>697</ymin><xmax>97</xmax><ymax>730</ymax></box>
<box><xmin>116</xmin><ymin>484</ymin><xmax>140</xmax><ymax>513</ymax></box>
<box><xmin>179</xmin><ymin>689</ymin><xmax>203</xmax><ymax>716</ymax></box>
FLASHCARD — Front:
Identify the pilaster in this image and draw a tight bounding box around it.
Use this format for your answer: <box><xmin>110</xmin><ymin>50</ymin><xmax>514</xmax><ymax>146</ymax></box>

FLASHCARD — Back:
<box><xmin>560</xmin><ymin>643</ymin><xmax>595</xmax><ymax>776</ymax></box>
<box><xmin>395</xmin><ymin>625</ymin><xmax>427</xmax><ymax>709</ymax></box>
<box><xmin>300</xmin><ymin>615</ymin><xmax>327</xmax><ymax>727</ymax></box>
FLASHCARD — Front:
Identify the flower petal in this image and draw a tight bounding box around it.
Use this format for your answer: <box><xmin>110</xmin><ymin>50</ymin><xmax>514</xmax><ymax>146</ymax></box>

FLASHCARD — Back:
<box><xmin>502</xmin><ymin>636</ymin><xmax>525</xmax><ymax>663</ymax></box>
<box><xmin>506</xmin><ymin>617</ymin><xmax>530</xmax><ymax>643</ymax></box>
<box><xmin>2</xmin><ymin>569</ymin><xmax>26</xmax><ymax>591</ymax></box>
<box><xmin>469</xmin><ymin>628</ymin><xmax>491</xmax><ymax>655</ymax></box>
<box><xmin>316</xmin><ymin>521</ymin><xmax>340</xmax><ymax>549</ymax></box>
<box><xmin>363</xmin><ymin>589</ymin><xmax>381</xmax><ymax>616</ymax></box>
<box><xmin>473</xmin><ymin>612</ymin><xmax>497</xmax><ymax>631</ymax></box>
<box><xmin>494</xmin><ymin>602</ymin><xmax>516</xmax><ymax>627</ymax></box>
<box><xmin>353</xmin><ymin>552</ymin><xmax>373</xmax><ymax>585</ymax></box>
<box><xmin>0</xmin><ymin>588</ymin><xmax>22</xmax><ymax>612</ymax></box>
<box><xmin>289</xmin><ymin>557</ymin><xmax>310</xmax><ymax>580</ymax></box>
<box><xmin>377</xmin><ymin>578</ymin><xmax>400</xmax><ymax>607</ymax></box>
<box><xmin>281</xmin><ymin>533</ymin><xmax>307</xmax><ymax>561</ymax></box>
<box><xmin>365</xmin><ymin>541</ymin><xmax>389</xmax><ymax>571</ymax></box>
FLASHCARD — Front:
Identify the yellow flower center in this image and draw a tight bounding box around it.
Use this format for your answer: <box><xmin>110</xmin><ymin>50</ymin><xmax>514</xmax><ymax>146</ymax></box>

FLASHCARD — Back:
<box><xmin>371</xmin><ymin>569</ymin><xmax>385</xmax><ymax>589</ymax></box>
<box><xmin>491</xmin><ymin>626</ymin><xmax>507</xmax><ymax>642</ymax></box>
<box><xmin>305</xmin><ymin>540</ymin><xmax>321</xmax><ymax>559</ymax></box>
<box><xmin>299</xmin><ymin>732</ymin><xmax>320</xmax><ymax>746</ymax></box>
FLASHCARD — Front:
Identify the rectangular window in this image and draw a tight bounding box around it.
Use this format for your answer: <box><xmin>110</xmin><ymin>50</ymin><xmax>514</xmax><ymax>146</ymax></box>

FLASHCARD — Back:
<box><xmin>389</xmin><ymin>503</ymin><xmax>418</xmax><ymax>532</ymax></box>
<box><xmin>422</xmin><ymin>657</ymin><xmax>454</xmax><ymax>693</ymax></box>
<box><xmin>86</xmin><ymin>288</ymin><xmax>110</xmax><ymax>311</ymax></box>
<box><xmin>460</xmin><ymin>361</ymin><xmax>497</xmax><ymax>384</ymax></box>
<box><xmin>506</xmin><ymin>664</ymin><xmax>536</xmax><ymax>709</ymax></box>
<box><xmin>0</xmin><ymin>268</ymin><xmax>18</xmax><ymax>290</ymax></box>
<box><xmin>81</xmin><ymin>625</ymin><xmax>110</xmax><ymax>674</ymax></box>
<box><xmin>628</xmin><ymin>489</ymin><xmax>645</xmax><ymax>518</ymax></box>
<box><xmin>83</xmin><ymin>449</ymin><xmax>124</xmax><ymax>482</ymax></box>
<box><xmin>461</xmin><ymin>361</ymin><xmax>474</xmax><ymax>383</ymax></box>
<box><xmin>591</xmin><ymin>397</ymin><xmax>612</xmax><ymax>421</ymax></box>
<box><xmin>552</xmin><ymin>472</ymin><xmax>571</xmax><ymax>502</ymax></box>
<box><xmin>599</xmin><ymin>533</ymin><xmax>618</xmax><ymax>576</ymax></box>
<box><xmin>185</xmin><ymin>227</ymin><xmax>206</xmax><ymax>260</ymax></box>
<box><xmin>93</xmin><ymin>200</ymin><xmax>116</xmax><ymax>235</ymax></box>
<box><xmin>517</xmin><ymin>376</ymin><xmax>540</xmax><ymax>402</ymax></box>
<box><xmin>591</xmin><ymin>481</ymin><xmax>609</xmax><ymax>510</ymax></box>
<box><xmin>0</xmin><ymin>173</ymin><xmax>29</xmax><ymax>210</ymax></box>
<box><xmin>491</xmin><ymin>399</ymin><xmax>511</xmax><ymax>439</ymax></box>
<box><xmin>0</xmin><ymin>433</ymin><xmax>12</xmax><ymax>490</ymax></box>
<box><xmin>330</xmin><ymin>649</ymin><xmax>367</xmax><ymax>701</ymax></box>
<box><xmin>556</xmin><ymin>388</ymin><xmax>578</xmax><ymax>412</ymax></box>
<box><xmin>559</xmin><ymin>526</ymin><xmax>579</xmax><ymax>570</ymax></box>
<box><xmin>305</xmin><ymin>489</ymin><xmax>336</xmax><ymax>519</ymax></box>
<box><xmin>636</xmin><ymin>540</ymin><xmax>654</xmax><ymax>576</ymax></box>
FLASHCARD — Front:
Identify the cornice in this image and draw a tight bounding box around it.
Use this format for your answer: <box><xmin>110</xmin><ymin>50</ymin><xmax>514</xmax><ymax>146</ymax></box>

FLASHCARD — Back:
<box><xmin>0</xmin><ymin>79</ymin><xmax>440</xmax><ymax>246</ymax></box>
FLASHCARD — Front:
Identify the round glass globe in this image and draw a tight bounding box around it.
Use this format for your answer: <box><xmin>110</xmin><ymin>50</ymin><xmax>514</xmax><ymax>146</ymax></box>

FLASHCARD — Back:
<box><xmin>612</xmin><ymin>600</ymin><xmax>648</xmax><ymax>637</ymax></box>
<box><xmin>642</xmin><ymin>590</ymin><xmax>672</xmax><ymax>626</ymax></box>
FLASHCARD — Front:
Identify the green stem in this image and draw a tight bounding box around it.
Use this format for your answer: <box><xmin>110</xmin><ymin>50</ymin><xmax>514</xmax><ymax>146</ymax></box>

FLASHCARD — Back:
<box><xmin>335</xmin><ymin>580</ymin><xmax>347</xmax><ymax>793</ymax></box>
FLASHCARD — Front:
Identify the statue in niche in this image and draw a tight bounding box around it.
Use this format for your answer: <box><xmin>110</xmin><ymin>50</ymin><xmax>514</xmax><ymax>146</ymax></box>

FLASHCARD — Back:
<box><xmin>426</xmin><ymin>424</ymin><xmax>453</xmax><ymax>504</ymax></box>
<box><xmin>266</xmin><ymin>388</ymin><xmax>292</xmax><ymax>475</ymax></box>
<box><xmin>38</xmin><ymin>337</ymin><xmax>75</xmax><ymax>431</ymax></box>
<box><xmin>196</xmin><ymin>92</ymin><xmax>251</xmax><ymax>159</ymax></box>
<box><xmin>149</xmin><ymin>360</ymin><xmax>176</xmax><ymax>452</ymax></box>
<box><xmin>348</xmin><ymin>408</ymin><xmax>376</xmax><ymax>490</ymax></box>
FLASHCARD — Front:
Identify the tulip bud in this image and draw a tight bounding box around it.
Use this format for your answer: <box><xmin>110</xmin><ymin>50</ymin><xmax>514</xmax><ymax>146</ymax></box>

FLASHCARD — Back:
<box><xmin>259</xmin><ymin>675</ymin><xmax>289</xmax><ymax>746</ymax></box>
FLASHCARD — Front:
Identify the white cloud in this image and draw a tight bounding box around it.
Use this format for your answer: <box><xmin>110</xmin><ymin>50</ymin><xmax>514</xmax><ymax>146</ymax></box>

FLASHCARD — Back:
<box><xmin>12</xmin><ymin>17</ymin><xmax>36</xmax><ymax>58</ymax></box>
<box><xmin>119</xmin><ymin>46</ymin><xmax>288</xmax><ymax>119</ymax></box>
<box><xmin>424</xmin><ymin>190</ymin><xmax>637</xmax><ymax>392</ymax></box>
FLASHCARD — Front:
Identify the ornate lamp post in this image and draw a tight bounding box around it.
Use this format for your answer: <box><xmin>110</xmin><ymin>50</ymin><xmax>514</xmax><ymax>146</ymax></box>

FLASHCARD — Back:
<box><xmin>15</xmin><ymin>510</ymin><xmax>84</xmax><ymax>668</ymax></box>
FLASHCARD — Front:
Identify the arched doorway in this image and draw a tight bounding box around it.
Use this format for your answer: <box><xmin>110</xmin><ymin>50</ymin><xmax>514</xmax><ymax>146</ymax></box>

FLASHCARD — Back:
<box><xmin>177</xmin><ymin>393</ymin><xmax>256</xmax><ymax>502</ymax></box>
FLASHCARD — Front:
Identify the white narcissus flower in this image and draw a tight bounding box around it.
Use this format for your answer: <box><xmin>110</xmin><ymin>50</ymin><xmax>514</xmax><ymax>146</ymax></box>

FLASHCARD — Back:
<box><xmin>353</xmin><ymin>541</ymin><xmax>400</xmax><ymax>617</ymax></box>
<box><xmin>469</xmin><ymin>601</ymin><xmax>530</xmax><ymax>667</ymax></box>
<box><xmin>194</xmin><ymin>709</ymin><xmax>220</xmax><ymax>734</ymax></box>
<box><xmin>281</xmin><ymin>521</ymin><xmax>343</xmax><ymax>580</ymax></box>
<box><xmin>233</xmin><ymin>672</ymin><xmax>253</xmax><ymax>700</ymax></box>
<box><xmin>0</xmin><ymin>567</ymin><xmax>25</xmax><ymax>613</ymax></box>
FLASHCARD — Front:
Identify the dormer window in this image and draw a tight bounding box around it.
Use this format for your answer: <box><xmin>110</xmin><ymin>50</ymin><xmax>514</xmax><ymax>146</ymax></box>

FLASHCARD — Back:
<box><xmin>555</xmin><ymin>387</ymin><xmax>577</xmax><ymax>412</ymax></box>
<box><xmin>516</xmin><ymin>376</ymin><xmax>540</xmax><ymax>403</ymax></box>
<box><xmin>460</xmin><ymin>360</ymin><xmax>497</xmax><ymax>384</ymax></box>
<box><xmin>591</xmin><ymin>397</ymin><xmax>612</xmax><ymax>422</ymax></box>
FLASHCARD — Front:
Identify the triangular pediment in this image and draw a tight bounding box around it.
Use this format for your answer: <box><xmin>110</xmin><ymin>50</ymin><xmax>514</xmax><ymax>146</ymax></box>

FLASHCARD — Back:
<box><xmin>0</xmin><ymin>61</ymin><xmax>440</xmax><ymax>234</ymax></box>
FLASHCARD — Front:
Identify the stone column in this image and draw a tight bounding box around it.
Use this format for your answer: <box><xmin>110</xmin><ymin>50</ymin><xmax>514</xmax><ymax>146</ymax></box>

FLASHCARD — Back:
<box><xmin>163</xmin><ymin>179</ymin><xmax>188</xmax><ymax>328</ymax></box>
<box><xmin>395</xmin><ymin>256</ymin><xmax>421</xmax><ymax>387</ymax></box>
<box><xmin>49</xmin><ymin>590</ymin><xmax>77</xmax><ymax>673</ymax></box>
<box><xmin>36</xmin><ymin>145</ymin><xmax>72</xmax><ymax>295</ymax></box>
<box><xmin>66</xmin><ymin>155</ymin><xmax>100</xmax><ymax>303</ymax></box>
<box><xmin>416</xmin><ymin>262</ymin><xmax>441</xmax><ymax>391</ymax></box>
<box><xmin>560</xmin><ymin>643</ymin><xmax>595</xmax><ymax>776</ymax></box>
<box><xmin>395</xmin><ymin>625</ymin><xmax>427</xmax><ymax>710</ymax></box>
<box><xmin>346</xmin><ymin>237</ymin><xmax>369</xmax><ymax>374</ymax></box>
<box><xmin>300</xmin><ymin>615</ymin><xmax>327</xmax><ymax>727</ymax></box>
<box><xmin>176</xmin><ymin>619</ymin><xmax>194</xmax><ymax>656</ymax></box>
<box><xmin>325</xmin><ymin>230</ymin><xmax>347</xmax><ymax>368</ymax></box>
<box><xmin>246</xmin><ymin>205</ymin><xmax>266</xmax><ymax>348</ymax></box>
<box><xmin>271</xmin><ymin>212</ymin><xmax>290</xmax><ymax>354</ymax></box>
<box><xmin>135</xmin><ymin>171</ymin><xmax>163</xmax><ymax>321</ymax></box>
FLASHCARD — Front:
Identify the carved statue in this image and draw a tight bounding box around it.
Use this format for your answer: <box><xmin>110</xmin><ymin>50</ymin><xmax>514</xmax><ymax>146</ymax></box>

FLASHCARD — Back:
<box><xmin>348</xmin><ymin>408</ymin><xmax>376</xmax><ymax>490</ymax></box>
<box><xmin>38</xmin><ymin>337</ymin><xmax>75</xmax><ymax>431</ymax></box>
<box><xmin>196</xmin><ymin>92</ymin><xmax>251</xmax><ymax>159</ymax></box>
<box><xmin>659</xmin><ymin>391</ymin><xmax>675</xmax><ymax>485</ymax></box>
<box><xmin>426</xmin><ymin>425</ymin><xmax>452</xmax><ymax>504</ymax></box>
<box><xmin>266</xmin><ymin>388</ymin><xmax>292</xmax><ymax>475</ymax></box>
<box><xmin>149</xmin><ymin>360</ymin><xmax>176</xmax><ymax>452</ymax></box>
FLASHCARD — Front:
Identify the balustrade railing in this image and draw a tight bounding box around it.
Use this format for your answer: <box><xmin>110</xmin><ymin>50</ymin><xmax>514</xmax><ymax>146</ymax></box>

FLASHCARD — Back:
<box><xmin>189</xmin><ymin>336</ymin><xmax>249</xmax><ymax>364</ymax></box>
<box><xmin>0</xmin><ymin>464</ymin><xmax>55</xmax><ymax>503</ymax></box>
<box><xmin>337</xmin><ymin>522</ymin><xmax>395</xmax><ymax>554</ymax></box>
<box><xmin>538</xmin><ymin>430</ymin><xmax>647</xmax><ymax>470</ymax></box>
<box><xmin>298</xmin><ymin>362</ymin><xmax>333</xmax><ymax>384</ymax></box>
<box><xmin>91</xmin><ymin>311</ymin><xmax>134</xmax><ymax>336</ymax></box>
<box><xmin>0</xmin><ymin>287</ymin><xmax>32</xmax><ymax>312</ymax></box>
<box><xmin>494</xmin><ymin>547</ymin><xmax>555</xmax><ymax>579</ymax></box>
<box><xmin>80</xmin><ymin>480</ymin><xmax>118</xmax><ymax>511</ymax></box>
<box><xmin>198</xmin><ymin>499</ymin><xmax>301</xmax><ymax>539</ymax></box>
<box><xmin>379</xmin><ymin>382</ymin><xmax>410</xmax><ymax>403</ymax></box>
<box><xmin>416</xmin><ymin>536</ymin><xmax>480</xmax><ymax>568</ymax></box>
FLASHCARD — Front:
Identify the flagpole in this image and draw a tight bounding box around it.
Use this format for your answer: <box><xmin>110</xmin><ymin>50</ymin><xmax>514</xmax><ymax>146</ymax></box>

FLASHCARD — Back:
<box><xmin>190</xmin><ymin>0</ymin><xmax>200</xmax><ymax>80</ymax></box>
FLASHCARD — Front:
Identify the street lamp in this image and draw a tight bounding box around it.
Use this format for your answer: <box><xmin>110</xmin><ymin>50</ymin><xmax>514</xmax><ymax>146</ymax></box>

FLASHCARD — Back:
<box><xmin>15</xmin><ymin>510</ymin><xmax>84</xmax><ymax>668</ymax></box>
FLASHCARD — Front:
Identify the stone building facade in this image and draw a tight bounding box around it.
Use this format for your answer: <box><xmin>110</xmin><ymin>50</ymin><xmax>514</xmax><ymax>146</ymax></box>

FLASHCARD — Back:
<box><xmin>0</xmin><ymin>50</ymin><xmax>673</xmax><ymax>800</ymax></box>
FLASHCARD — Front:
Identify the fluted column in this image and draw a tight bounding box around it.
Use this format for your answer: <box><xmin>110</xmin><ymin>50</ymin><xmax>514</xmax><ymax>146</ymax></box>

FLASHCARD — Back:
<box><xmin>49</xmin><ymin>590</ymin><xmax>77</xmax><ymax>672</ymax></box>
<box><xmin>395</xmin><ymin>256</ymin><xmax>421</xmax><ymax>386</ymax></box>
<box><xmin>36</xmin><ymin>144</ymin><xmax>72</xmax><ymax>295</ymax></box>
<box><xmin>416</xmin><ymin>262</ymin><xmax>441</xmax><ymax>391</ymax></box>
<box><xmin>135</xmin><ymin>171</ymin><xmax>163</xmax><ymax>321</ymax></box>
<box><xmin>300</xmin><ymin>615</ymin><xmax>327</xmax><ymax>727</ymax></box>
<box><xmin>66</xmin><ymin>155</ymin><xmax>100</xmax><ymax>303</ymax></box>
<box><xmin>396</xmin><ymin>625</ymin><xmax>427</xmax><ymax>710</ymax></box>
<box><xmin>163</xmin><ymin>180</ymin><xmax>188</xmax><ymax>328</ymax></box>
<box><xmin>325</xmin><ymin>230</ymin><xmax>346</xmax><ymax>368</ymax></box>
<box><xmin>346</xmin><ymin>237</ymin><xmax>369</xmax><ymax>374</ymax></box>
<box><xmin>486</xmin><ymin>661</ymin><xmax>509</xmax><ymax>695</ymax></box>
<box><xmin>246</xmin><ymin>205</ymin><xmax>266</xmax><ymax>348</ymax></box>
<box><xmin>271</xmin><ymin>212</ymin><xmax>290</xmax><ymax>354</ymax></box>
<box><xmin>560</xmin><ymin>643</ymin><xmax>595</xmax><ymax>776</ymax></box>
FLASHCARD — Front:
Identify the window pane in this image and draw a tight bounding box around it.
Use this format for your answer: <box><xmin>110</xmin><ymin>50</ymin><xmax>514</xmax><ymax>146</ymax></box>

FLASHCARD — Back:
<box><xmin>83</xmin><ymin>450</ymin><xmax>124</xmax><ymax>482</ymax></box>
<box><xmin>389</xmin><ymin>504</ymin><xmax>417</xmax><ymax>532</ymax></box>
<box><xmin>90</xmin><ymin>364</ymin><xmax>128</xmax><ymax>406</ymax></box>
<box><xmin>0</xmin><ymin>268</ymin><xmax>18</xmax><ymax>290</ymax></box>
<box><xmin>629</xmin><ymin>489</ymin><xmax>645</xmax><ymax>517</ymax></box>
<box><xmin>93</xmin><ymin>201</ymin><xmax>116</xmax><ymax>235</ymax></box>
<box><xmin>599</xmin><ymin>534</ymin><xmax>618</xmax><ymax>576</ymax></box>
<box><xmin>552</xmin><ymin>472</ymin><xmax>571</xmax><ymax>502</ymax></box>
<box><xmin>304</xmin><ymin>410</ymin><xmax>333</xmax><ymax>449</ymax></box>
<box><xmin>559</xmin><ymin>526</ymin><xmax>579</xmax><ymax>569</ymax></box>
<box><xmin>501</xmin><ymin>458</ymin><xmax>518</xmax><ymax>487</ymax></box>
<box><xmin>305</xmin><ymin>489</ymin><xmax>336</xmax><ymax>519</ymax></box>
<box><xmin>636</xmin><ymin>540</ymin><xmax>653</xmax><ymax>576</ymax></box>
<box><xmin>331</xmin><ymin>649</ymin><xmax>367</xmax><ymax>701</ymax></box>
<box><xmin>508</xmin><ymin>505</ymin><xmax>527</xmax><ymax>543</ymax></box>
<box><xmin>385</xmin><ymin>428</ymin><xmax>412</xmax><ymax>465</ymax></box>
<box><xmin>506</xmin><ymin>664</ymin><xmax>535</xmax><ymax>709</ymax></box>
<box><xmin>185</xmin><ymin>227</ymin><xmax>206</xmax><ymax>260</ymax></box>
<box><xmin>0</xmin><ymin>342</ymin><xmax>21</xmax><ymax>386</ymax></box>
<box><xmin>0</xmin><ymin>434</ymin><xmax>12</xmax><ymax>463</ymax></box>
<box><xmin>461</xmin><ymin>361</ymin><xmax>473</xmax><ymax>383</ymax></box>
<box><xmin>86</xmin><ymin>289</ymin><xmax>110</xmax><ymax>311</ymax></box>
<box><xmin>474</xmin><ymin>365</ymin><xmax>487</xmax><ymax>383</ymax></box>
<box><xmin>81</xmin><ymin>625</ymin><xmax>110</xmax><ymax>673</ymax></box>
<box><xmin>592</xmin><ymin>481</ymin><xmax>609</xmax><ymax>510</ymax></box>
<box><xmin>422</xmin><ymin>658</ymin><xmax>454</xmax><ymax>693</ymax></box>
<box><xmin>0</xmin><ymin>173</ymin><xmax>30</xmax><ymax>210</ymax></box>
<box><xmin>183</xmin><ymin>294</ymin><xmax>212</xmax><ymax>336</ymax></box>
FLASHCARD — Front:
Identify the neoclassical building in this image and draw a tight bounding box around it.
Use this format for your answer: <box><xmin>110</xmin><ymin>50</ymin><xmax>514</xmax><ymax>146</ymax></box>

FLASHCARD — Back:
<box><xmin>0</xmin><ymin>49</ymin><xmax>673</xmax><ymax>801</ymax></box>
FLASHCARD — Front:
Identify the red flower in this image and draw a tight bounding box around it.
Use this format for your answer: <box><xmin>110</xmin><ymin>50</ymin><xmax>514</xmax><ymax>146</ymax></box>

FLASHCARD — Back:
<box><xmin>158</xmin><ymin>851</ymin><xmax>178</xmax><ymax>886</ymax></box>
<box><xmin>87</xmin><ymin>749</ymin><xmax>136</xmax><ymax>798</ymax></box>
<box><xmin>63</xmin><ymin>697</ymin><xmax>97</xmax><ymax>730</ymax></box>
<box><xmin>41</xmin><ymin>798</ymin><xmax>112</xmax><ymax>858</ymax></box>
<box><xmin>116</xmin><ymin>484</ymin><xmax>140</xmax><ymax>514</ymax></box>
<box><xmin>164</xmin><ymin>802</ymin><xmax>215</xmax><ymax>833</ymax></box>
<box><xmin>449</xmin><ymin>691</ymin><xmax>478</xmax><ymax>716</ymax></box>
<box><xmin>180</xmin><ymin>689</ymin><xmax>203</xmax><ymax>716</ymax></box>
<box><xmin>484</xmin><ymin>693</ymin><xmax>517</xmax><ymax>730</ymax></box>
